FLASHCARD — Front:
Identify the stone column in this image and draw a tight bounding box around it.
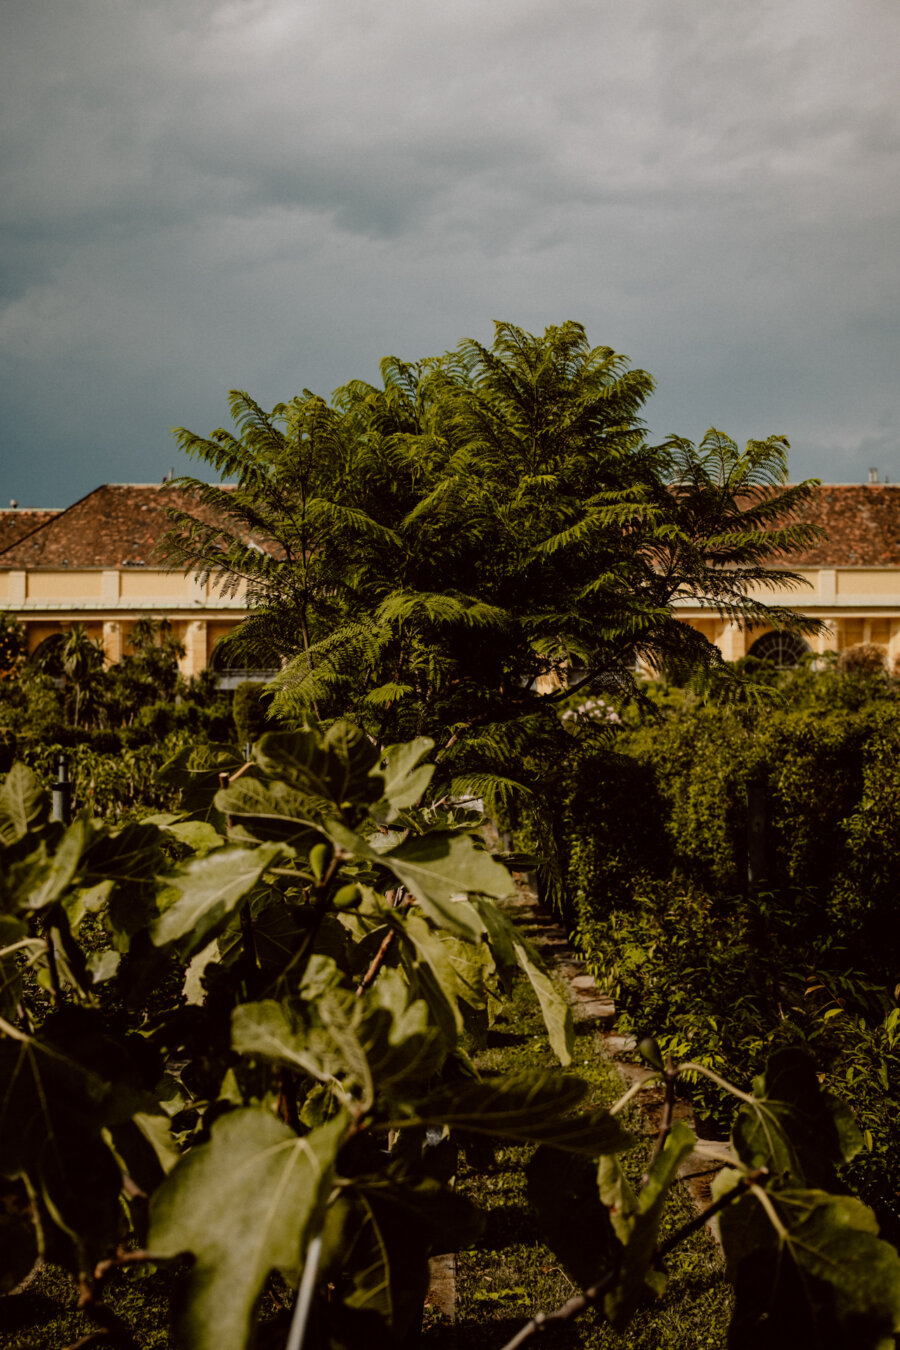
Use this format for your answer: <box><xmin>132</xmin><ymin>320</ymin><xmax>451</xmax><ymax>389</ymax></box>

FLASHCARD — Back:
<box><xmin>717</xmin><ymin>621</ymin><xmax>747</xmax><ymax>662</ymax></box>
<box><xmin>102</xmin><ymin>621</ymin><xmax>123</xmax><ymax>665</ymax></box>
<box><xmin>182</xmin><ymin>619</ymin><xmax>208</xmax><ymax>678</ymax></box>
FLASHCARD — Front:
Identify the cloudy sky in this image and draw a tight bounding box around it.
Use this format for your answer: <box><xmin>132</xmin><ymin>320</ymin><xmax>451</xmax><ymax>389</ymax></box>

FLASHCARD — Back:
<box><xmin>2</xmin><ymin>0</ymin><xmax>898</xmax><ymax>507</ymax></box>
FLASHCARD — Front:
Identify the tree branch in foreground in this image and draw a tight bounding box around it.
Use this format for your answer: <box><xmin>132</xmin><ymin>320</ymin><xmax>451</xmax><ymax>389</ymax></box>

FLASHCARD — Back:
<box><xmin>496</xmin><ymin>1167</ymin><xmax>768</xmax><ymax>1350</ymax></box>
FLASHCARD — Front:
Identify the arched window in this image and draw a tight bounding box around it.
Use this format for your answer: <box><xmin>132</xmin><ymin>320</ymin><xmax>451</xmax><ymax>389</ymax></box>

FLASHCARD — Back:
<box><xmin>746</xmin><ymin>631</ymin><xmax>809</xmax><ymax>667</ymax></box>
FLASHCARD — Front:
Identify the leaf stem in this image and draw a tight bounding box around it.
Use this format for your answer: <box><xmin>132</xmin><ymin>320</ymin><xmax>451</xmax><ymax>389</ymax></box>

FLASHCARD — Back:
<box><xmin>676</xmin><ymin>1061</ymin><xmax>756</xmax><ymax>1105</ymax></box>
<box><xmin>608</xmin><ymin>1073</ymin><xmax>662</xmax><ymax>1116</ymax></box>
<box><xmin>642</xmin><ymin>1054</ymin><xmax>677</xmax><ymax>1185</ymax></box>
<box><xmin>285</xmin><ymin>1232</ymin><xmax>323</xmax><ymax>1350</ymax></box>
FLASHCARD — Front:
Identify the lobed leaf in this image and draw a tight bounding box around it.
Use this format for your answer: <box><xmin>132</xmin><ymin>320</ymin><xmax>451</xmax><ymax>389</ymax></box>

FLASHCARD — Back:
<box><xmin>150</xmin><ymin>1108</ymin><xmax>346</xmax><ymax>1350</ymax></box>
<box><xmin>149</xmin><ymin>842</ymin><xmax>282</xmax><ymax>959</ymax></box>
<box><xmin>718</xmin><ymin>1180</ymin><xmax>900</xmax><ymax>1349</ymax></box>
<box><xmin>399</xmin><ymin>1070</ymin><xmax>636</xmax><ymax>1155</ymax></box>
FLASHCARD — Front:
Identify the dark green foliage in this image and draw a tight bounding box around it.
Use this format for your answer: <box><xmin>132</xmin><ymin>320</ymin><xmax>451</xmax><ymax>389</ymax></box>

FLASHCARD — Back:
<box><xmin>162</xmin><ymin>322</ymin><xmax>822</xmax><ymax>828</ymax></box>
<box><xmin>0</xmin><ymin>730</ymin><xmax>592</xmax><ymax>1347</ymax></box>
<box><xmin>232</xmin><ymin>679</ymin><xmax>271</xmax><ymax>746</ymax></box>
<box><xmin>0</xmin><ymin>612</ymin><xmax>26</xmax><ymax>680</ymax></box>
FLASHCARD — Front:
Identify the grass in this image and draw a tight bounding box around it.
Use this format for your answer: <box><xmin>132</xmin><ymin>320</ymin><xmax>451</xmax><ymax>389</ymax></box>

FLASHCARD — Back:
<box><xmin>445</xmin><ymin>924</ymin><xmax>733</xmax><ymax>1349</ymax></box>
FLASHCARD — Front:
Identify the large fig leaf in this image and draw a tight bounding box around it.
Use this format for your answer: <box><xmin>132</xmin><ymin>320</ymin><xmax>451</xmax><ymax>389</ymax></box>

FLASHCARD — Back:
<box><xmin>157</xmin><ymin>742</ymin><xmax>244</xmax><ymax>816</ymax></box>
<box><xmin>22</xmin><ymin>815</ymin><xmax>88</xmax><ymax>910</ymax></box>
<box><xmin>149</xmin><ymin>1108</ymin><xmax>345</xmax><ymax>1350</ymax></box>
<box><xmin>526</xmin><ymin>1145</ymin><xmax>617</xmax><ymax>1289</ymax></box>
<box><xmin>0</xmin><ymin>763</ymin><xmax>49</xmax><ymax>847</ymax></box>
<box><xmin>598</xmin><ymin>1120</ymin><xmax>695</xmax><ymax>1327</ymax></box>
<box><xmin>392</xmin><ymin>911</ymin><xmax>494</xmax><ymax>1041</ymax></box>
<box><xmin>253</xmin><ymin>724</ymin><xmax>382</xmax><ymax>821</ymax></box>
<box><xmin>732</xmin><ymin>1047</ymin><xmax>862</xmax><ymax>1188</ymax></box>
<box><xmin>214</xmin><ymin>774</ymin><xmax>323</xmax><ymax>848</ymax></box>
<box><xmin>372</xmin><ymin>738</ymin><xmax>435</xmax><ymax>821</ymax></box>
<box><xmin>0</xmin><ymin>1010</ymin><xmax>159</xmax><ymax>1262</ymax></box>
<box><xmin>321</xmin><ymin>1173</ymin><xmax>482</xmax><ymax>1347</ymax></box>
<box><xmin>468</xmin><ymin>895</ymin><xmax>573</xmax><ymax>1065</ymax></box>
<box><xmin>233</xmin><ymin>970</ymin><xmax>446</xmax><ymax>1106</ymax></box>
<box><xmin>717</xmin><ymin>1180</ymin><xmax>900</xmax><ymax>1349</ymax></box>
<box><xmin>149</xmin><ymin>842</ymin><xmax>282</xmax><ymax>958</ymax></box>
<box><xmin>328</xmin><ymin>823</ymin><xmax>511</xmax><ymax>940</ymax></box>
<box><xmin>400</xmin><ymin>1070</ymin><xmax>636</xmax><ymax>1155</ymax></box>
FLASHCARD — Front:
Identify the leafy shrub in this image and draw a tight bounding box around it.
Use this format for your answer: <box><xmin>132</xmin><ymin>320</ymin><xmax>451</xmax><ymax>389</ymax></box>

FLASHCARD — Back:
<box><xmin>839</xmin><ymin>641</ymin><xmax>888</xmax><ymax>674</ymax></box>
<box><xmin>4</xmin><ymin>727</ymin><xmax>898</xmax><ymax>1347</ymax></box>
<box><xmin>232</xmin><ymin>680</ymin><xmax>271</xmax><ymax>748</ymax></box>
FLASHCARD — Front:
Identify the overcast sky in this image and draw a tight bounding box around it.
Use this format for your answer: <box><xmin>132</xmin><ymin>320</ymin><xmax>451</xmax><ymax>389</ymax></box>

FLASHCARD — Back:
<box><xmin>2</xmin><ymin>0</ymin><xmax>898</xmax><ymax>507</ymax></box>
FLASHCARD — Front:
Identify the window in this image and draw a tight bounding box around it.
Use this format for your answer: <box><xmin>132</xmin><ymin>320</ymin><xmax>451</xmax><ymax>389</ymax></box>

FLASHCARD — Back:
<box><xmin>747</xmin><ymin>631</ymin><xmax>809</xmax><ymax>667</ymax></box>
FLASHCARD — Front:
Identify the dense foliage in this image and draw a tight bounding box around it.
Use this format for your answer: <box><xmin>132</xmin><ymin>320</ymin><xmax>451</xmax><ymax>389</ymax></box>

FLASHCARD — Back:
<box><xmin>2</xmin><ymin>720</ymin><xmax>900</xmax><ymax>1347</ymax></box>
<box><xmin>163</xmin><ymin>321</ymin><xmax>822</xmax><ymax>818</ymax></box>
<box><xmin>556</xmin><ymin>658</ymin><xmax>900</xmax><ymax>1236</ymax></box>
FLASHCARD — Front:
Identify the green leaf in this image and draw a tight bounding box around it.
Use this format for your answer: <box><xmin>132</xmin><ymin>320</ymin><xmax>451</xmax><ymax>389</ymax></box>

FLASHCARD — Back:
<box><xmin>526</xmin><ymin>1145</ymin><xmax>617</xmax><ymax>1289</ymax></box>
<box><xmin>214</xmin><ymin>774</ymin><xmax>322</xmax><ymax>848</ymax></box>
<box><xmin>399</xmin><ymin>1070</ymin><xmax>636</xmax><ymax>1155</ymax></box>
<box><xmin>598</xmin><ymin>1120</ymin><xmax>695</xmax><ymax>1327</ymax></box>
<box><xmin>157</xmin><ymin>742</ymin><xmax>245</xmax><ymax>817</ymax></box>
<box><xmin>149</xmin><ymin>1108</ymin><xmax>345</xmax><ymax>1350</ymax></box>
<box><xmin>233</xmin><ymin>970</ymin><xmax>446</xmax><ymax>1107</ymax></box>
<box><xmin>718</xmin><ymin>1183</ymin><xmax>900</xmax><ymax>1349</ymax></box>
<box><xmin>469</xmin><ymin>896</ymin><xmax>574</xmax><ymax>1065</ymax></box>
<box><xmin>0</xmin><ymin>1010</ymin><xmax>158</xmax><ymax>1263</ymax></box>
<box><xmin>328</xmin><ymin>823</ymin><xmax>511</xmax><ymax>940</ymax></box>
<box><xmin>149</xmin><ymin>843</ymin><xmax>282</xmax><ymax>958</ymax></box>
<box><xmin>253</xmin><ymin>723</ymin><xmax>382</xmax><ymax>819</ymax></box>
<box><xmin>0</xmin><ymin>763</ymin><xmax>48</xmax><ymax>847</ymax></box>
<box><xmin>372</xmin><ymin>737</ymin><xmax>435</xmax><ymax>820</ymax></box>
<box><xmin>321</xmin><ymin>1174</ymin><xmax>483</xmax><ymax>1346</ymax></box>
<box><xmin>391</xmin><ymin>911</ymin><xmax>493</xmax><ymax>1041</ymax></box>
<box><xmin>26</xmin><ymin>814</ymin><xmax>92</xmax><ymax>910</ymax></box>
<box><xmin>0</xmin><ymin>916</ymin><xmax>28</xmax><ymax>1018</ymax></box>
<box><xmin>158</xmin><ymin>819</ymin><xmax>226</xmax><ymax>855</ymax></box>
<box><xmin>732</xmin><ymin>1047</ymin><xmax>862</xmax><ymax>1188</ymax></box>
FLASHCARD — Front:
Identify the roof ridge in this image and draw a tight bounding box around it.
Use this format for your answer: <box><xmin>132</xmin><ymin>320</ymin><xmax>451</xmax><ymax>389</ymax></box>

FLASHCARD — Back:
<box><xmin>0</xmin><ymin>484</ymin><xmax>111</xmax><ymax>560</ymax></box>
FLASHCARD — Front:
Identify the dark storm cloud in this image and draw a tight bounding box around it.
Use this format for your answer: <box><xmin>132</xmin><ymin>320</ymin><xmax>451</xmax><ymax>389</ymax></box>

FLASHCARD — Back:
<box><xmin>1</xmin><ymin>0</ymin><xmax>899</xmax><ymax>504</ymax></box>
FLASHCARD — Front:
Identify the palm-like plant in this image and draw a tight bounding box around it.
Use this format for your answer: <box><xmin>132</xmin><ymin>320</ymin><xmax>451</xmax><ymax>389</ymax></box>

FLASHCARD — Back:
<box><xmin>34</xmin><ymin>624</ymin><xmax>106</xmax><ymax>729</ymax></box>
<box><xmin>163</xmin><ymin>322</ymin><xmax>823</xmax><ymax>813</ymax></box>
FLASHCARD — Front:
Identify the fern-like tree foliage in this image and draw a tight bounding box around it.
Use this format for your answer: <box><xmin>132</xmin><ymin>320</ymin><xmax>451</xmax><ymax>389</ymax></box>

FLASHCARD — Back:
<box><xmin>163</xmin><ymin>322</ymin><xmax>822</xmax><ymax>814</ymax></box>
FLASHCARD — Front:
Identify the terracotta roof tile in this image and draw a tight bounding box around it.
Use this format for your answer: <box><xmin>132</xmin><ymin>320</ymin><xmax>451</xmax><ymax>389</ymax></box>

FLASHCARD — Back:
<box><xmin>782</xmin><ymin>485</ymin><xmax>900</xmax><ymax>567</ymax></box>
<box><xmin>0</xmin><ymin>484</ymin><xmax>226</xmax><ymax>569</ymax></box>
<box><xmin>0</xmin><ymin>509</ymin><xmax>59</xmax><ymax>556</ymax></box>
<box><xmin>2</xmin><ymin>481</ymin><xmax>900</xmax><ymax>573</ymax></box>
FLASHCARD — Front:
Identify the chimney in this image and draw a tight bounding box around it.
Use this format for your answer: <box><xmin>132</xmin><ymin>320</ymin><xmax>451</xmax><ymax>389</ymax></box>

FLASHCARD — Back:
<box><xmin>868</xmin><ymin>468</ymin><xmax>880</xmax><ymax>484</ymax></box>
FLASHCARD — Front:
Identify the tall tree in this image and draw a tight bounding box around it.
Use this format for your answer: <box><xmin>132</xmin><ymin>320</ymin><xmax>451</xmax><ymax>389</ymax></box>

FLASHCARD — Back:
<box><xmin>163</xmin><ymin>322</ymin><xmax>822</xmax><ymax>802</ymax></box>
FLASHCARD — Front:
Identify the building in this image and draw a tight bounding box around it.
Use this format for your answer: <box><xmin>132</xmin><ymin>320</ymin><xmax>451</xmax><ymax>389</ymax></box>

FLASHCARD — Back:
<box><xmin>676</xmin><ymin>484</ymin><xmax>900</xmax><ymax>666</ymax></box>
<box><xmin>3</xmin><ymin>480</ymin><xmax>900</xmax><ymax>675</ymax></box>
<box><xmin>0</xmin><ymin>484</ymin><xmax>246</xmax><ymax>678</ymax></box>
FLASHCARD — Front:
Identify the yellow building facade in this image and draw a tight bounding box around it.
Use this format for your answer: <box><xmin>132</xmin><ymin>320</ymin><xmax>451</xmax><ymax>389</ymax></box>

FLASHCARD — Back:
<box><xmin>3</xmin><ymin>481</ymin><xmax>900</xmax><ymax>675</ymax></box>
<box><xmin>0</xmin><ymin>485</ymin><xmax>246</xmax><ymax>678</ymax></box>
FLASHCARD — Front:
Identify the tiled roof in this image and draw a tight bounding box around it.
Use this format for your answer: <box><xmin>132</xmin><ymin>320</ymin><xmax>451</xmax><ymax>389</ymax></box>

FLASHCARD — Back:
<box><xmin>1</xmin><ymin>480</ymin><xmax>900</xmax><ymax>571</ymax></box>
<box><xmin>0</xmin><ymin>484</ymin><xmax>225</xmax><ymax>569</ymax></box>
<box><xmin>0</xmin><ymin>509</ymin><xmax>60</xmax><ymax>556</ymax></box>
<box><xmin>783</xmin><ymin>485</ymin><xmax>900</xmax><ymax>567</ymax></box>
